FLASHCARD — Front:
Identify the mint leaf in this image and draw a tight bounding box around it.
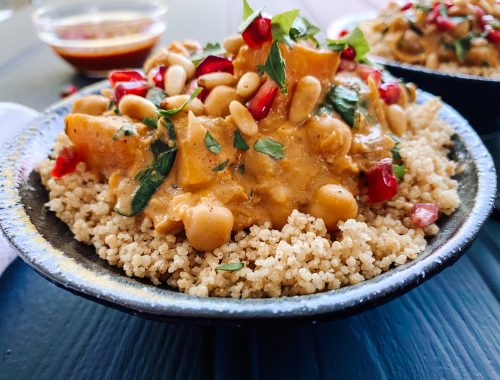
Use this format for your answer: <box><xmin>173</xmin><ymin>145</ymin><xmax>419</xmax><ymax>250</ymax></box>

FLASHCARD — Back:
<box><xmin>257</xmin><ymin>41</ymin><xmax>287</xmax><ymax>93</ymax></box>
<box><xmin>143</xmin><ymin>116</ymin><xmax>158</xmax><ymax>129</ymax></box>
<box><xmin>113</xmin><ymin>123</ymin><xmax>135</xmax><ymax>140</ymax></box>
<box><xmin>324</xmin><ymin>85</ymin><xmax>359</xmax><ymax>127</ymax></box>
<box><xmin>158</xmin><ymin>87</ymin><xmax>203</xmax><ymax>117</ymax></box>
<box><xmin>205</xmin><ymin>131</ymin><xmax>221</xmax><ymax>154</ymax></box>
<box><xmin>271</xmin><ymin>9</ymin><xmax>300</xmax><ymax>42</ymax></box>
<box><xmin>289</xmin><ymin>15</ymin><xmax>320</xmax><ymax>45</ymax></box>
<box><xmin>216</xmin><ymin>262</ymin><xmax>244</xmax><ymax>272</ymax></box>
<box><xmin>391</xmin><ymin>141</ymin><xmax>402</xmax><ymax>161</ymax></box>
<box><xmin>239</xmin><ymin>4</ymin><xmax>263</xmax><ymax>33</ymax></box>
<box><xmin>254</xmin><ymin>137</ymin><xmax>285</xmax><ymax>159</ymax></box>
<box><xmin>242</xmin><ymin>0</ymin><xmax>254</xmax><ymax>19</ymax></box>
<box><xmin>454</xmin><ymin>33</ymin><xmax>473</xmax><ymax>63</ymax></box>
<box><xmin>326</xmin><ymin>26</ymin><xmax>370</xmax><ymax>62</ymax></box>
<box><xmin>393</xmin><ymin>164</ymin><xmax>405</xmax><ymax>183</ymax></box>
<box><xmin>190</xmin><ymin>42</ymin><xmax>225</xmax><ymax>65</ymax></box>
<box><xmin>146</xmin><ymin>87</ymin><xmax>165</xmax><ymax>108</ymax></box>
<box><xmin>233</xmin><ymin>130</ymin><xmax>249</xmax><ymax>150</ymax></box>
<box><xmin>213</xmin><ymin>160</ymin><xmax>229</xmax><ymax>172</ymax></box>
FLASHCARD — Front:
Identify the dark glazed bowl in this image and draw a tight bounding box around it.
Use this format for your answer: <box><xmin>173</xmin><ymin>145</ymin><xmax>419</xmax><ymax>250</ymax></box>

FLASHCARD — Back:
<box><xmin>0</xmin><ymin>81</ymin><xmax>496</xmax><ymax>325</ymax></box>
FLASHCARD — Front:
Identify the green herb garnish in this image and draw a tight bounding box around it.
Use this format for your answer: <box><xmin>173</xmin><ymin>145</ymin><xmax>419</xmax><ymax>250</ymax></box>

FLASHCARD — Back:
<box><xmin>257</xmin><ymin>41</ymin><xmax>287</xmax><ymax>93</ymax></box>
<box><xmin>205</xmin><ymin>131</ymin><xmax>222</xmax><ymax>154</ymax></box>
<box><xmin>213</xmin><ymin>160</ymin><xmax>229</xmax><ymax>172</ymax></box>
<box><xmin>158</xmin><ymin>88</ymin><xmax>204</xmax><ymax>117</ymax></box>
<box><xmin>143</xmin><ymin>116</ymin><xmax>159</xmax><ymax>129</ymax></box>
<box><xmin>113</xmin><ymin>123</ymin><xmax>135</xmax><ymax>140</ymax></box>
<box><xmin>242</xmin><ymin>0</ymin><xmax>254</xmax><ymax>19</ymax></box>
<box><xmin>393</xmin><ymin>164</ymin><xmax>405</xmax><ymax>183</ymax></box>
<box><xmin>190</xmin><ymin>42</ymin><xmax>225</xmax><ymax>65</ymax></box>
<box><xmin>233</xmin><ymin>130</ymin><xmax>249</xmax><ymax>150</ymax></box>
<box><xmin>215</xmin><ymin>262</ymin><xmax>245</xmax><ymax>272</ymax></box>
<box><xmin>254</xmin><ymin>137</ymin><xmax>285</xmax><ymax>159</ymax></box>
<box><xmin>239</xmin><ymin>0</ymin><xmax>263</xmax><ymax>33</ymax></box>
<box><xmin>271</xmin><ymin>9</ymin><xmax>300</xmax><ymax>43</ymax></box>
<box><xmin>146</xmin><ymin>87</ymin><xmax>165</xmax><ymax>108</ymax></box>
<box><xmin>391</xmin><ymin>141</ymin><xmax>402</xmax><ymax>161</ymax></box>
<box><xmin>454</xmin><ymin>33</ymin><xmax>474</xmax><ymax>63</ymax></box>
<box><xmin>289</xmin><ymin>15</ymin><xmax>320</xmax><ymax>45</ymax></box>
<box><xmin>326</xmin><ymin>27</ymin><xmax>370</xmax><ymax>62</ymax></box>
<box><xmin>324</xmin><ymin>85</ymin><xmax>359</xmax><ymax>127</ymax></box>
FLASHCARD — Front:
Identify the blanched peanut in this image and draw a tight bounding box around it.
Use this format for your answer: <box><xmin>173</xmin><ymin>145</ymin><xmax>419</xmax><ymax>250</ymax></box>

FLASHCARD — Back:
<box><xmin>229</xmin><ymin>101</ymin><xmax>258</xmax><ymax>136</ymax></box>
<box><xmin>160</xmin><ymin>95</ymin><xmax>205</xmax><ymax>115</ymax></box>
<box><xmin>236</xmin><ymin>72</ymin><xmax>261</xmax><ymax>98</ymax></box>
<box><xmin>182</xmin><ymin>39</ymin><xmax>202</xmax><ymax>52</ymax></box>
<box><xmin>308</xmin><ymin>184</ymin><xmax>358</xmax><ymax>230</ymax></box>
<box><xmin>183</xmin><ymin>203</ymin><xmax>234</xmax><ymax>252</ymax></box>
<box><xmin>165</xmin><ymin>65</ymin><xmax>187</xmax><ymax>96</ymax></box>
<box><xmin>198</xmin><ymin>72</ymin><xmax>236</xmax><ymax>90</ymax></box>
<box><xmin>168</xmin><ymin>41</ymin><xmax>190</xmax><ymax>56</ymax></box>
<box><xmin>118</xmin><ymin>95</ymin><xmax>157</xmax><ymax>120</ymax></box>
<box><xmin>385</xmin><ymin>104</ymin><xmax>407</xmax><ymax>136</ymax></box>
<box><xmin>71</xmin><ymin>95</ymin><xmax>110</xmax><ymax>116</ymax></box>
<box><xmin>204</xmin><ymin>86</ymin><xmax>239</xmax><ymax>117</ymax></box>
<box><xmin>223</xmin><ymin>34</ymin><xmax>245</xmax><ymax>55</ymax></box>
<box><xmin>289</xmin><ymin>76</ymin><xmax>322</xmax><ymax>124</ymax></box>
<box><xmin>167</xmin><ymin>52</ymin><xmax>196</xmax><ymax>79</ymax></box>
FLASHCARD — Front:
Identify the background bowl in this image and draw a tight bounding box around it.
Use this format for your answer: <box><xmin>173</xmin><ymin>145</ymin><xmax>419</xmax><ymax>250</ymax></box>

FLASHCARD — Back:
<box><xmin>0</xmin><ymin>82</ymin><xmax>495</xmax><ymax>324</ymax></box>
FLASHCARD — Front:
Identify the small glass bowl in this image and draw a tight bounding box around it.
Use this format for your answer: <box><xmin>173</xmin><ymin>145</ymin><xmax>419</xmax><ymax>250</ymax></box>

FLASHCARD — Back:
<box><xmin>32</xmin><ymin>0</ymin><xmax>167</xmax><ymax>77</ymax></box>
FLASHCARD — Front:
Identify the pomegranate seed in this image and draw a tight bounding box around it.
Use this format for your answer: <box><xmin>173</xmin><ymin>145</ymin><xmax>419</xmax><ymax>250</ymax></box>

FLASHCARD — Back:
<box><xmin>195</xmin><ymin>55</ymin><xmax>234</xmax><ymax>77</ymax></box>
<box><xmin>51</xmin><ymin>147</ymin><xmax>82</xmax><ymax>179</ymax></box>
<box><xmin>435</xmin><ymin>15</ymin><xmax>456</xmax><ymax>31</ymax></box>
<box><xmin>400</xmin><ymin>2</ymin><xmax>413</xmax><ymax>11</ymax></box>
<box><xmin>356</xmin><ymin>64</ymin><xmax>382</xmax><ymax>86</ymax></box>
<box><xmin>366</xmin><ymin>158</ymin><xmax>398</xmax><ymax>203</ymax></box>
<box><xmin>411</xmin><ymin>203</ymin><xmax>439</xmax><ymax>228</ymax></box>
<box><xmin>60</xmin><ymin>84</ymin><xmax>78</xmax><ymax>98</ymax></box>
<box><xmin>114</xmin><ymin>81</ymin><xmax>148</xmax><ymax>104</ymax></box>
<box><xmin>378</xmin><ymin>82</ymin><xmax>401</xmax><ymax>105</ymax></box>
<box><xmin>338</xmin><ymin>29</ymin><xmax>349</xmax><ymax>37</ymax></box>
<box><xmin>426</xmin><ymin>9</ymin><xmax>439</xmax><ymax>24</ymax></box>
<box><xmin>247</xmin><ymin>80</ymin><xmax>278</xmax><ymax>120</ymax></box>
<box><xmin>474</xmin><ymin>5</ymin><xmax>486</xmax><ymax>19</ymax></box>
<box><xmin>150</xmin><ymin>66</ymin><xmax>167</xmax><ymax>89</ymax></box>
<box><xmin>242</xmin><ymin>16</ymin><xmax>272</xmax><ymax>48</ymax></box>
<box><xmin>487</xmin><ymin>29</ymin><xmax>500</xmax><ymax>44</ymax></box>
<box><xmin>341</xmin><ymin>45</ymin><xmax>356</xmax><ymax>60</ymax></box>
<box><xmin>108</xmin><ymin>70</ymin><xmax>146</xmax><ymax>87</ymax></box>
<box><xmin>338</xmin><ymin>59</ymin><xmax>357</xmax><ymax>72</ymax></box>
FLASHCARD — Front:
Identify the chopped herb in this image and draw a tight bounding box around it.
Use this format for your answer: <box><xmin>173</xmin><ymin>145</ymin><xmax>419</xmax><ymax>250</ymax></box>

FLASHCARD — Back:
<box><xmin>134</xmin><ymin>168</ymin><xmax>151</xmax><ymax>182</ymax></box>
<box><xmin>254</xmin><ymin>137</ymin><xmax>285</xmax><ymax>159</ymax></box>
<box><xmin>113</xmin><ymin>107</ymin><xmax>120</xmax><ymax>115</ymax></box>
<box><xmin>257</xmin><ymin>41</ymin><xmax>287</xmax><ymax>93</ymax></box>
<box><xmin>146</xmin><ymin>87</ymin><xmax>165</xmax><ymax>108</ymax></box>
<box><xmin>213</xmin><ymin>160</ymin><xmax>229</xmax><ymax>172</ymax></box>
<box><xmin>325</xmin><ymin>85</ymin><xmax>359</xmax><ymax>127</ymax></box>
<box><xmin>216</xmin><ymin>262</ymin><xmax>244</xmax><ymax>272</ymax></box>
<box><xmin>233</xmin><ymin>130</ymin><xmax>249</xmax><ymax>150</ymax></box>
<box><xmin>242</xmin><ymin>0</ymin><xmax>254</xmax><ymax>19</ymax></box>
<box><xmin>190</xmin><ymin>42</ymin><xmax>226</xmax><ymax>65</ymax></box>
<box><xmin>271</xmin><ymin>9</ymin><xmax>300</xmax><ymax>43</ymax></box>
<box><xmin>439</xmin><ymin>3</ymin><xmax>447</xmax><ymax>17</ymax></box>
<box><xmin>158</xmin><ymin>87</ymin><xmax>204</xmax><ymax>117</ymax></box>
<box><xmin>143</xmin><ymin>115</ymin><xmax>159</xmax><ymax>129</ymax></box>
<box><xmin>326</xmin><ymin>27</ymin><xmax>370</xmax><ymax>62</ymax></box>
<box><xmin>239</xmin><ymin>1</ymin><xmax>263</xmax><ymax>33</ymax></box>
<box><xmin>113</xmin><ymin>123</ymin><xmax>135</xmax><ymax>140</ymax></box>
<box><xmin>205</xmin><ymin>131</ymin><xmax>222</xmax><ymax>153</ymax></box>
<box><xmin>492</xmin><ymin>19</ymin><xmax>500</xmax><ymax>30</ymax></box>
<box><xmin>391</xmin><ymin>141</ymin><xmax>402</xmax><ymax>160</ymax></box>
<box><xmin>393</xmin><ymin>164</ymin><xmax>405</xmax><ymax>183</ymax></box>
<box><xmin>414</xmin><ymin>3</ymin><xmax>432</xmax><ymax>13</ymax></box>
<box><xmin>289</xmin><ymin>15</ymin><xmax>320</xmax><ymax>45</ymax></box>
<box><xmin>454</xmin><ymin>33</ymin><xmax>473</xmax><ymax>63</ymax></box>
<box><xmin>161</xmin><ymin>117</ymin><xmax>177</xmax><ymax>140</ymax></box>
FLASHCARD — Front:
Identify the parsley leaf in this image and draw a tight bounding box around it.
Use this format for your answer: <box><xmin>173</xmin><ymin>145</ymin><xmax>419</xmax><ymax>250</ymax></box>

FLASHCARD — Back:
<box><xmin>213</xmin><ymin>160</ymin><xmax>229</xmax><ymax>172</ymax></box>
<box><xmin>391</xmin><ymin>141</ymin><xmax>402</xmax><ymax>160</ymax></box>
<box><xmin>271</xmin><ymin>9</ymin><xmax>300</xmax><ymax>43</ymax></box>
<box><xmin>289</xmin><ymin>15</ymin><xmax>320</xmax><ymax>45</ymax></box>
<box><xmin>254</xmin><ymin>137</ymin><xmax>285</xmax><ymax>159</ymax></box>
<box><xmin>239</xmin><ymin>1</ymin><xmax>263</xmax><ymax>33</ymax></box>
<box><xmin>393</xmin><ymin>164</ymin><xmax>405</xmax><ymax>183</ymax></box>
<box><xmin>190</xmin><ymin>42</ymin><xmax>225</xmax><ymax>65</ymax></box>
<box><xmin>113</xmin><ymin>123</ymin><xmax>135</xmax><ymax>140</ymax></box>
<box><xmin>326</xmin><ymin>27</ymin><xmax>370</xmax><ymax>62</ymax></box>
<box><xmin>216</xmin><ymin>262</ymin><xmax>245</xmax><ymax>272</ymax></box>
<box><xmin>257</xmin><ymin>41</ymin><xmax>287</xmax><ymax>93</ymax></box>
<box><xmin>143</xmin><ymin>116</ymin><xmax>158</xmax><ymax>129</ymax></box>
<box><xmin>205</xmin><ymin>131</ymin><xmax>222</xmax><ymax>154</ymax></box>
<box><xmin>233</xmin><ymin>130</ymin><xmax>249</xmax><ymax>150</ymax></box>
<box><xmin>454</xmin><ymin>33</ymin><xmax>473</xmax><ymax>63</ymax></box>
<box><xmin>323</xmin><ymin>85</ymin><xmax>359</xmax><ymax>127</ymax></box>
<box><xmin>242</xmin><ymin>0</ymin><xmax>254</xmax><ymax>19</ymax></box>
<box><xmin>158</xmin><ymin>87</ymin><xmax>204</xmax><ymax>117</ymax></box>
<box><xmin>146</xmin><ymin>87</ymin><xmax>165</xmax><ymax>108</ymax></box>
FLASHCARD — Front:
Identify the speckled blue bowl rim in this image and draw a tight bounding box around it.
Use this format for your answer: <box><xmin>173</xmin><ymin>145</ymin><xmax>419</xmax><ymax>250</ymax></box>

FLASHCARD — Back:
<box><xmin>0</xmin><ymin>81</ymin><xmax>496</xmax><ymax>322</ymax></box>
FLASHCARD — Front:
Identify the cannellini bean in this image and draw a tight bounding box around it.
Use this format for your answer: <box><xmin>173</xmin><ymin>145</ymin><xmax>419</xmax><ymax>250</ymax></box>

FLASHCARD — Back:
<box><xmin>198</xmin><ymin>72</ymin><xmax>236</xmax><ymax>90</ymax></box>
<box><xmin>229</xmin><ymin>101</ymin><xmax>258</xmax><ymax>136</ymax></box>
<box><xmin>167</xmin><ymin>52</ymin><xmax>196</xmax><ymax>79</ymax></box>
<box><xmin>223</xmin><ymin>34</ymin><xmax>245</xmax><ymax>55</ymax></box>
<box><xmin>308</xmin><ymin>184</ymin><xmax>358</xmax><ymax>230</ymax></box>
<box><xmin>386</xmin><ymin>104</ymin><xmax>407</xmax><ymax>136</ymax></box>
<box><xmin>183</xmin><ymin>203</ymin><xmax>234</xmax><ymax>252</ymax></box>
<box><xmin>71</xmin><ymin>95</ymin><xmax>110</xmax><ymax>116</ymax></box>
<box><xmin>168</xmin><ymin>41</ymin><xmax>190</xmax><ymax>56</ymax></box>
<box><xmin>204</xmin><ymin>86</ymin><xmax>239</xmax><ymax>117</ymax></box>
<box><xmin>118</xmin><ymin>95</ymin><xmax>157</xmax><ymax>120</ymax></box>
<box><xmin>165</xmin><ymin>65</ymin><xmax>187</xmax><ymax>96</ymax></box>
<box><xmin>236</xmin><ymin>72</ymin><xmax>261</xmax><ymax>98</ymax></box>
<box><xmin>288</xmin><ymin>76</ymin><xmax>322</xmax><ymax>124</ymax></box>
<box><xmin>160</xmin><ymin>95</ymin><xmax>205</xmax><ymax>115</ymax></box>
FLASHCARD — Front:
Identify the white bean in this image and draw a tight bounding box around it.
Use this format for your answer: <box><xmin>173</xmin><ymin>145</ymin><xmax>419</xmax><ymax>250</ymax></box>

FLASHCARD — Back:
<box><xmin>167</xmin><ymin>52</ymin><xmax>196</xmax><ymax>79</ymax></box>
<box><xmin>386</xmin><ymin>104</ymin><xmax>407</xmax><ymax>136</ymax></box>
<box><xmin>198</xmin><ymin>72</ymin><xmax>236</xmax><ymax>90</ymax></box>
<box><xmin>204</xmin><ymin>86</ymin><xmax>239</xmax><ymax>117</ymax></box>
<box><xmin>118</xmin><ymin>95</ymin><xmax>157</xmax><ymax>121</ymax></box>
<box><xmin>160</xmin><ymin>95</ymin><xmax>205</xmax><ymax>115</ymax></box>
<box><xmin>229</xmin><ymin>101</ymin><xmax>258</xmax><ymax>136</ymax></box>
<box><xmin>236</xmin><ymin>72</ymin><xmax>261</xmax><ymax>98</ymax></box>
<box><xmin>289</xmin><ymin>76</ymin><xmax>322</xmax><ymax>124</ymax></box>
<box><xmin>144</xmin><ymin>48</ymin><xmax>169</xmax><ymax>73</ymax></box>
<box><xmin>165</xmin><ymin>65</ymin><xmax>187</xmax><ymax>96</ymax></box>
<box><xmin>223</xmin><ymin>35</ymin><xmax>245</xmax><ymax>55</ymax></box>
<box><xmin>72</xmin><ymin>95</ymin><xmax>110</xmax><ymax>116</ymax></box>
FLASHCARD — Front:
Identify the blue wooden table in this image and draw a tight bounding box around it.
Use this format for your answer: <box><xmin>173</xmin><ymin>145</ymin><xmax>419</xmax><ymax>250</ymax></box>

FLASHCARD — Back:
<box><xmin>0</xmin><ymin>1</ymin><xmax>499</xmax><ymax>379</ymax></box>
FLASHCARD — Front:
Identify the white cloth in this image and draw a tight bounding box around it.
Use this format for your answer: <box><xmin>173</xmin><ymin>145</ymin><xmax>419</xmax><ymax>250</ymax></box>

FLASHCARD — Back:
<box><xmin>0</xmin><ymin>102</ymin><xmax>39</xmax><ymax>276</ymax></box>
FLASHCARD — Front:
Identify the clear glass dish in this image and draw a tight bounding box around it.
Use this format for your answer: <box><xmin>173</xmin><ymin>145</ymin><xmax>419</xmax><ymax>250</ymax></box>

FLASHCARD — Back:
<box><xmin>32</xmin><ymin>0</ymin><xmax>167</xmax><ymax>77</ymax></box>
